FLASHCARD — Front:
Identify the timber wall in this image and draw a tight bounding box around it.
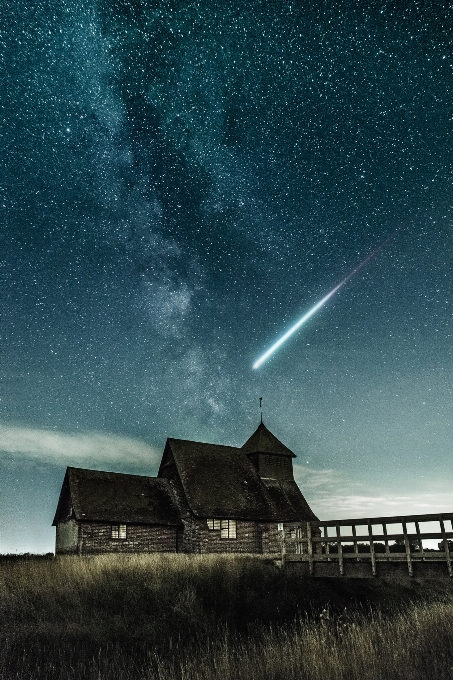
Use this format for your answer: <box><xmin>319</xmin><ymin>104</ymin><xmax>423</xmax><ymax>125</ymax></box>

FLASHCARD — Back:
<box><xmin>194</xmin><ymin>520</ymin><xmax>303</xmax><ymax>554</ymax></box>
<box><xmin>78</xmin><ymin>522</ymin><xmax>178</xmax><ymax>554</ymax></box>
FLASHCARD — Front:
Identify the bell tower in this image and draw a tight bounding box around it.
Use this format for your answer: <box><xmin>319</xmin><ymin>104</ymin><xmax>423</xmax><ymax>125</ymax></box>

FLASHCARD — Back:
<box><xmin>241</xmin><ymin>422</ymin><xmax>296</xmax><ymax>481</ymax></box>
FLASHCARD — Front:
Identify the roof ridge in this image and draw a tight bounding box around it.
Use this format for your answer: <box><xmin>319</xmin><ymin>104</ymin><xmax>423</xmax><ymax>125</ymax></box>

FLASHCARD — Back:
<box><xmin>68</xmin><ymin>467</ymin><xmax>159</xmax><ymax>480</ymax></box>
<box><xmin>167</xmin><ymin>437</ymin><xmax>241</xmax><ymax>451</ymax></box>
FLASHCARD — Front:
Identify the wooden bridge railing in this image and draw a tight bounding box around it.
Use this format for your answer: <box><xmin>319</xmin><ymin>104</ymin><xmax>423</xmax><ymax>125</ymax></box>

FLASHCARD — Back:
<box><xmin>282</xmin><ymin>512</ymin><xmax>453</xmax><ymax>577</ymax></box>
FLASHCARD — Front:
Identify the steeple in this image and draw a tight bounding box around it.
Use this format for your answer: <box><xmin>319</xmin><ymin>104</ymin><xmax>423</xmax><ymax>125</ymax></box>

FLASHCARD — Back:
<box><xmin>241</xmin><ymin>423</ymin><xmax>296</xmax><ymax>481</ymax></box>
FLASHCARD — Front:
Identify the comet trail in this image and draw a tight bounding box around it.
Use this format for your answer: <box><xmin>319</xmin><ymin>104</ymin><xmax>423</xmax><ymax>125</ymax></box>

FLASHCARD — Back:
<box><xmin>252</xmin><ymin>233</ymin><xmax>396</xmax><ymax>369</ymax></box>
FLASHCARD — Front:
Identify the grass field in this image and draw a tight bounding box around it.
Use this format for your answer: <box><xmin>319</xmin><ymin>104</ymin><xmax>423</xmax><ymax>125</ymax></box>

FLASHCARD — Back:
<box><xmin>2</xmin><ymin>553</ymin><xmax>453</xmax><ymax>679</ymax></box>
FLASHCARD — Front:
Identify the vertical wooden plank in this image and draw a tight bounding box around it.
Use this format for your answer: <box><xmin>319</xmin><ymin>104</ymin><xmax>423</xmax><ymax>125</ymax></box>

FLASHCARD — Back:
<box><xmin>296</xmin><ymin>526</ymin><xmax>302</xmax><ymax>555</ymax></box>
<box><xmin>402</xmin><ymin>520</ymin><xmax>413</xmax><ymax>577</ymax></box>
<box><xmin>281</xmin><ymin>525</ymin><xmax>286</xmax><ymax>565</ymax></box>
<box><xmin>324</xmin><ymin>526</ymin><xmax>330</xmax><ymax>560</ymax></box>
<box><xmin>368</xmin><ymin>520</ymin><xmax>377</xmax><ymax>576</ymax></box>
<box><xmin>415</xmin><ymin>521</ymin><xmax>424</xmax><ymax>559</ymax></box>
<box><xmin>439</xmin><ymin>515</ymin><xmax>452</xmax><ymax>577</ymax></box>
<box><xmin>382</xmin><ymin>523</ymin><xmax>390</xmax><ymax>560</ymax></box>
<box><xmin>336</xmin><ymin>522</ymin><xmax>344</xmax><ymax>576</ymax></box>
<box><xmin>352</xmin><ymin>524</ymin><xmax>359</xmax><ymax>560</ymax></box>
<box><xmin>307</xmin><ymin>522</ymin><xmax>314</xmax><ymax>576</ymax></box>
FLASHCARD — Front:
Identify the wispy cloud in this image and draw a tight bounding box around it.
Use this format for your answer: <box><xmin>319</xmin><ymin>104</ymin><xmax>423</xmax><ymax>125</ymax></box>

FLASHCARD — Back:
<box><xmin>310</xmin><ymin>493</ymin><xmax>453</xmax><ymax>520</ymax></box>
<box><xmin>294</xmin><ymin>465</ymin><xmax>347</xmax><ymax>491</ymax></box>
<box><xmin>294</xmin><ymin>463</ymin><xmax>453</xmax><ymax>520</ymax></box>
<box><xmin>0</xmin><ymin>424</ymin><xmax>160</xmax><ymax>467</ymax></box>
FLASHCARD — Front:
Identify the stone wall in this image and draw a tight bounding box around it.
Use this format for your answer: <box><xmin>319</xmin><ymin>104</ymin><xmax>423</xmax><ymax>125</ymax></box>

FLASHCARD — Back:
<box><xmin>78</xmin><ymin>522</ymin><xmax>178</xmax><ymax>554</ymax></box>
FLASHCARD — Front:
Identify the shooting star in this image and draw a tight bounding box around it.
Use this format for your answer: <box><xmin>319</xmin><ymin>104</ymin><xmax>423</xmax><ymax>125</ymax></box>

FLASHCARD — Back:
<box><xmin>253</xmin><ymin>232</ymin><xmax>397</xmax><ymax>370</ymax></box>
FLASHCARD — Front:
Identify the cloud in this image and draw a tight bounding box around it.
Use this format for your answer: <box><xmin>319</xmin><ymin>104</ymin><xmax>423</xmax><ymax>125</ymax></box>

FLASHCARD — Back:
<box><xmin>294</xmin><ymin>463</ymin><xmax>453</xmax><ymax>520</ymax></box>
<box><xmin>0</xmin><ymin>424</ymin><xmax>160</xmax><ymax>467</ymax></box>
<box><xmin>310</xmin><ymin>492</ymin><xmax>453</xmax><ymax>520</ymax></box>
<box><xmin>294</xmin><ymin>464</ymin><xmax>346</xmax><ymax>490</ymax></box>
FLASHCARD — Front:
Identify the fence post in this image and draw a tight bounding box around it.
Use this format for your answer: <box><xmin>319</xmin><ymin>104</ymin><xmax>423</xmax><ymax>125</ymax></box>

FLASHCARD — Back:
<box><xmin>402</xmin><ymin>520</ymin><xmax>413</xmax><ymax>577</ymax></box>
<box><xmin>383</xmin><ymin>523</ymin><xmax>390</xmax><ymax>560</ymax></box>
<box><xmin>439</xmin><ymin>515</ymin><xmax>452</xmax><ymax>577</ymax></box>
<box><xmin>324</xmin><ymin>526</ymin><xmax>330</xmax><ymax>560</ymax></box>
<box><xmin>368</xmin><ymin>520</ymin><xmax>377</xmax><ymax>576</ymax></box>
<box><xmin>415</xmin><ymin>521</ymin><xmax>425</xmax><ymax>559</ymax></box>
<box><xmin>307</xmin><ymin>522</ymin><xmax>314</xmax><ymax>575</ymax></box>
<box><xmin>336</xmin><ymin>522</ymin><xmax>344</xmax><ymax>576</ymax></box>
<box><xmin>352</xmin><ymin>524</ymin><xmax>359</xmax><ymax>561</ymax></box>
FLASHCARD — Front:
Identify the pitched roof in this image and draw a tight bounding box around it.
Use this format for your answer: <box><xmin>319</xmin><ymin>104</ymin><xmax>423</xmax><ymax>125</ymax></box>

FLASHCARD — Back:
<box><xmin>262</xmin><ymin>479</ymin><xmax>318</xmax><ymax>521</ymax></box>
<box><xmin>53</xmin><ymin>467</ymin><xmax>182</xmax><ymax>525</ymax></box>
<box><xmin>163</xmin><ymin>436</ymin><xmax>316</xmax><ymax>521</ymax></box>
<box><xmin>164</xmin><ymin>439</ymin><xmax>273</xmax><ymax>520</ymax></box>
<box><xmin>241</xmin><ymin>422</ymin><xmax>296</xmax><ymax>457</ymax></box>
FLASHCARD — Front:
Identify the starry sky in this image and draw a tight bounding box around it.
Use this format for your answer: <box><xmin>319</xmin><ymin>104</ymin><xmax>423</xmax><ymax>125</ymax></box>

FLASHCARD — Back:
<box><xmin>2</xmin><ymin>1</ymin><xmax>453</xmax><ymax>553</ymax></box>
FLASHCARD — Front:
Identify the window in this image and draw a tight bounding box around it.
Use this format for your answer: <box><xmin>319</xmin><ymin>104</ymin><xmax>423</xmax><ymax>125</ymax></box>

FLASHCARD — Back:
<box><xmin>111</xmin><ymin>524</ymin><xmax>127</xmax><ymax>539</ymax></box>
<box><xmin>220</xmin><ymin>519</ymin><xmax>237</xmax><ymax>539</ymax></box>
<box><xmin>207</xmin><ymin>519</ymin><xmax>221</xmax><ymax>530</ymax></box>
<box><xmin>207</xmin><ymin>519</ymin><xmax>237</xmax><ymax>538</ymax></box>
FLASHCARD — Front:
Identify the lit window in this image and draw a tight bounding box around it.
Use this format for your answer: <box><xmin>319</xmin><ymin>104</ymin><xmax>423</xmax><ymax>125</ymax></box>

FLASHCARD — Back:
<box><xmin>111</xmin><ymin>524</ymin><xmax>127</xmax><ymax>539</ymax></box>
<box><xmin>207</xmin><ymin>519</ymin><xmax>221</xmax><ymax>530</ymax></box>
<box><xmin>220</xmin><ymin>519</ymin><xmax>237</xmax><ymax>539</ymax></box>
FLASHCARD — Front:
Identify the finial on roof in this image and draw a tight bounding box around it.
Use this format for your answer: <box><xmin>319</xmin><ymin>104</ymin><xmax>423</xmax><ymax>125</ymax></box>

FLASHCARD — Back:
<box><xmin>259</xmin><ymin>396</ymin><xmax>263</xmax><ymax>424</ymax></box>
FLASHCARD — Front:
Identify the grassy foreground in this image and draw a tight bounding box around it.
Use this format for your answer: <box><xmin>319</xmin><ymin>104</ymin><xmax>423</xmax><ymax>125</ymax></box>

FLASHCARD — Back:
<box><xmin>1</xmin><ymin>553</ymin><xmax>453</xmax><ymax>679</ymax></box>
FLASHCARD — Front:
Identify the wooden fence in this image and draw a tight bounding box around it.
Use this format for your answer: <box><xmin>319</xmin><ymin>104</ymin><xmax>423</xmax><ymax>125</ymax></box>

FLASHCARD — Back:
<box><xmin>283</xmin><ymin>512</ymin><xmax>453</xmax><ymax>578</ymax></box>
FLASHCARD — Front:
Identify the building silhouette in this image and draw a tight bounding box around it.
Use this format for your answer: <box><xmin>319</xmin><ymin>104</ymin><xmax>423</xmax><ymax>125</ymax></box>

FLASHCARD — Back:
<box><xmin>53</xmin><ymin>422</ymin><xmax>317</xmax><ymax>555</ymax></box>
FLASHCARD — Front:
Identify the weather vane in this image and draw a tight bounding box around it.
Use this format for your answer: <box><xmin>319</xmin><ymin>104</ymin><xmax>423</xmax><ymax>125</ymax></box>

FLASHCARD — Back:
<box><xmin>259</xmin><ymin>397</ymin><xmax>263</xmax><ymax>424</ymax></box>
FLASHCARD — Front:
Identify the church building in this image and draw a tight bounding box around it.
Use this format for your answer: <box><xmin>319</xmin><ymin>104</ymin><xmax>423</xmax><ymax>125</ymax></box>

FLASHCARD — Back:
<box><xmin>53</xmin><ymin>422</ymin><xmax>317</xmax><ymax>555</ymax></box>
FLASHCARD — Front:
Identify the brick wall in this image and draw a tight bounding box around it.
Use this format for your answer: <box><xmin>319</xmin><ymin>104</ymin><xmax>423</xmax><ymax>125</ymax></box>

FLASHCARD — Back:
<box><xmin>79</xmin><ymin>522</ymin><xmax>178</xmax><ymax>554</ymax></box>
<box><xmin>198</xmin><ymin>519</ymin><xmax>262</xmax><ymax>554</ymax></box>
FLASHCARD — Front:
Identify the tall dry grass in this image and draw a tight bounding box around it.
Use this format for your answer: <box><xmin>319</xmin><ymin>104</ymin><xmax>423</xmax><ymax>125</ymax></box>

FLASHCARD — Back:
<box><xmin>1</xmin><ymin>553</ymin><xmax>453</xmax><ymax>679</ymax></box>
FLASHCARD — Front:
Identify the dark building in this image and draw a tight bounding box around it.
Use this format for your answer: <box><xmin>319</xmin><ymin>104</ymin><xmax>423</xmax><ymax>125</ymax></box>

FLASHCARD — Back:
<box><xmin>53</xmin><ymin>422</ymin><xmax>318</xmax><ymax>555</ymax></box>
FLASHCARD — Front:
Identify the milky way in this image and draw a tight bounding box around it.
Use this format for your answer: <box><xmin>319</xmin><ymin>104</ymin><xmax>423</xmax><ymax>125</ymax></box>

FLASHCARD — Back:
<box><xmin>2</xmin><ymin>1</ymin><xmax>453</xmax><ymax>551</ymax></box>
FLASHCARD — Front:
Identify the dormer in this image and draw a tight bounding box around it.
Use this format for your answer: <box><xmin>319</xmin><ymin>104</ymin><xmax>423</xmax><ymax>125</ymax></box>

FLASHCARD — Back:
<box><xmin>241</xmin><ymin>422</ymin><xmax>296</xmax><ymax>481</ymax></box>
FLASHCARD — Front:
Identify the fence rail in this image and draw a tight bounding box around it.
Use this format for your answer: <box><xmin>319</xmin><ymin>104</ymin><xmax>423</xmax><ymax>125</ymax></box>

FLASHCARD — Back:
<box><xmin>283</xmin><ymin>512</ymin><xmax>453</xmax><ymax>578</ymax></box>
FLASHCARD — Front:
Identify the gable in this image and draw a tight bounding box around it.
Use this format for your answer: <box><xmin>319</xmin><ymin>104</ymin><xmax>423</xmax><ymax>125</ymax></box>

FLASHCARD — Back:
<box><xmin>53</xmin><ymin>470</ymin><xmax>74</xmax><ymax>524</ymax></box>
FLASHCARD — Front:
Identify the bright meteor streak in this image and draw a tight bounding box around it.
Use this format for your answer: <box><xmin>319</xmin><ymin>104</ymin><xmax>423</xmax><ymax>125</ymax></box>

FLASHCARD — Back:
<box><xmin>252</xmin><ymin>233</ymin><xmax>396</xmax><ymax>370</ymax></box>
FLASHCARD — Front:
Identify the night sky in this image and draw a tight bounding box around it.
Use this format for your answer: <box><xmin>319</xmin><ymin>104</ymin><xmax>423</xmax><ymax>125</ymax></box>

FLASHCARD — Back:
<box><xmin>2</xmin><ymin>1</ymin><xmax>453</xmax><ymax>553</ymax></box>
